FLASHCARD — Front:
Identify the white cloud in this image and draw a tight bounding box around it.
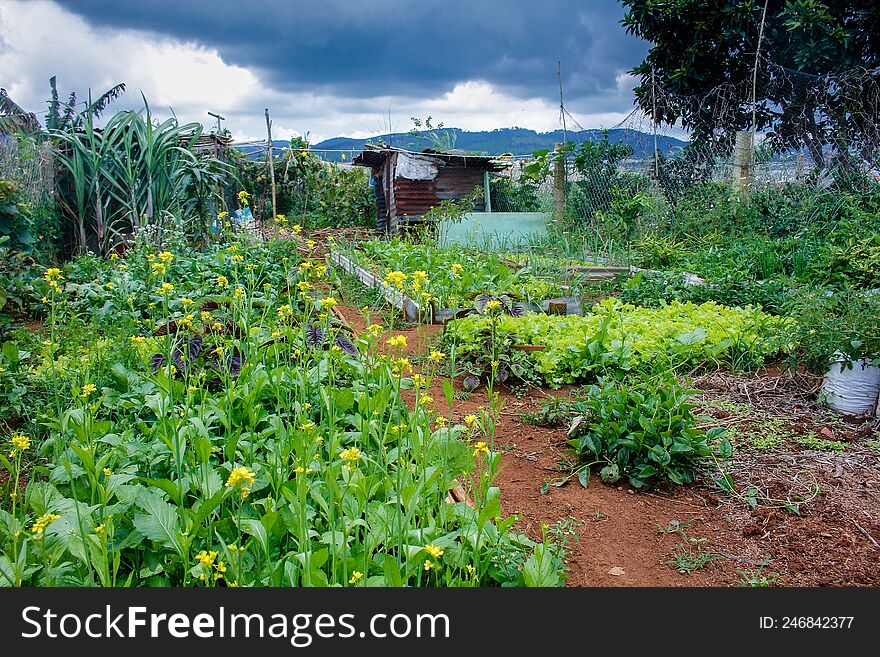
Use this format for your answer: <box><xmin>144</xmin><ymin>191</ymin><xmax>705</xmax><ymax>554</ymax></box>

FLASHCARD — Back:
<box><xmin>0</xmin><ymin>0</ymin><xmax>634</xmax><ymax>146</ymax></box>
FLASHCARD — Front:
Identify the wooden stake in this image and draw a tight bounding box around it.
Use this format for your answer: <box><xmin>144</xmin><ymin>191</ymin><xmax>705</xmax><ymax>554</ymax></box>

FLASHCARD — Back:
<box><xmin>552</xmin><ymin>142</ymin><xmax>566</xmax><ymax>226</ymax></box>
<box><xmin>265</xmin><ymin>108</ymin><xmax>277</xmax><ymax>223</ymax></box>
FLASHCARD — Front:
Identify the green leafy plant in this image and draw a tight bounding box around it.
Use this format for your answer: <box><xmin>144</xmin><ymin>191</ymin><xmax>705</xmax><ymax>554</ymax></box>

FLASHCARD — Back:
<box><xmin>564</xmin><ymin>377</ymin><xmax>724</xmax><ymax>488</ymax></box>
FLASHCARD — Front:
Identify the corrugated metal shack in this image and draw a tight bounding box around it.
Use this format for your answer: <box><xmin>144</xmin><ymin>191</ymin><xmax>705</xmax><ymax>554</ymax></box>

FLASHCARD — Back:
<box><xmin>353</xmin><ymin>145</ymin><xmax>505</xmax><ymax>234</ymax></box>
<box><xmin>183</xmin><ymin>132</ymin><xmax>233</xmax><ymax>157</ymax></box>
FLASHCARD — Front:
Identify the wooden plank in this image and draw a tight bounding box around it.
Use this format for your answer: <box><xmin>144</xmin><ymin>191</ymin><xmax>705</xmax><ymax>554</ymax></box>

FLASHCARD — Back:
<box><xmin>329</xmin><ymin>251</ymin><xmax>423</xmax><ymax>322</ymax></box>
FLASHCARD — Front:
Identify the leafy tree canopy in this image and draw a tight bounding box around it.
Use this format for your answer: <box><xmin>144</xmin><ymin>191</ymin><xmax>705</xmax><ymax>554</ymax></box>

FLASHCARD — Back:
<box><xmin>621</xmin><ymin>0</ymin><xmax>880</xmax><ymax>167</ymax></box>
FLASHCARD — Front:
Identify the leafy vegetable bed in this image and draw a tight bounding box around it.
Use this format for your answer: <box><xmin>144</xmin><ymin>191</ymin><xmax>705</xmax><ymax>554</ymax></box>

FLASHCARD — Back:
<box><xmin>444</xmin><ymin>299</ymin><xmax>794</xmax><ymax>387</ymax></box>
<box><xmin>1</xmin><ymin>235</ymin><xmax>563</xmax><ymax>587</ymax></box>
<box><xmin>344</xmin><ymin>238</ymin><xmax>568</xmax><ymax>312</ymax></box>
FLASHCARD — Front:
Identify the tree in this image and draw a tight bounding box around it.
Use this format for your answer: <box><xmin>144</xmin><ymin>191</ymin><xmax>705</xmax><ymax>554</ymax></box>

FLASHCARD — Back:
<box><xmin>0</xmin><ymin>88</ymin><xmax>40</xmax><ymax>134</ymax></box>
<box><xmin>0</xmin><ymin>77</ymin><xmax>125</xmax><ymax>134</ymax></box>
<box><xmin>45</xmin><ymin>76</ymin><xmax>126</xmax><ymax>132</ymax></box>
<box><xmin>621</xmin><ymin>0</ymin><xmax>880</xmax><ymax>168</ymax></box>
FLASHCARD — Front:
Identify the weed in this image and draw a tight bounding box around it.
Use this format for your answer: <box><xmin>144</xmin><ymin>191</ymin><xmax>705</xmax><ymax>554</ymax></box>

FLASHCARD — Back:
<box><xmin>659</xmin><ymin>521</ymin><xmax>716</xmax><ymax>574</ymax></box>
<box><xmin>737</xmin><ymin>567</ymin><xmax>781</xmax><ymax>587</ymax></box>
<box><xmin>669</xmin><ymin>545</ymin><xmax>716</xmax><ymax>574</ymax></box>
<box><xmin>795</xmin><ymin>432</ymin><xmax>848</xmax><ymax>452</ymax></box>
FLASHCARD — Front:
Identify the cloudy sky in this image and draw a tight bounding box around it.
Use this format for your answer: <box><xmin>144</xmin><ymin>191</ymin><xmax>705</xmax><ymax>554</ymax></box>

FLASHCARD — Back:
<box><xmin>0</xmin><ymin>0</ymin><xmax>648</xmax><ymax>143</ymax></box>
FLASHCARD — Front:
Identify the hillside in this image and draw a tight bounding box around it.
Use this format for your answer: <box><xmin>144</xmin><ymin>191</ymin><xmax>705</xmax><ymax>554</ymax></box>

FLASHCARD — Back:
<box><xmin>306</xmin><ymin>127</ymin><xmax>688</xmax><ymax>162</ymax></box>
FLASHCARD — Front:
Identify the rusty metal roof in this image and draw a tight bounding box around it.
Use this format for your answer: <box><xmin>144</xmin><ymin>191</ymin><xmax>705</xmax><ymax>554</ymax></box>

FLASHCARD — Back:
<box><xmin>353</xmin><ymin>145</ymin><xmax>506</xmax><ymax>171</ymax></box>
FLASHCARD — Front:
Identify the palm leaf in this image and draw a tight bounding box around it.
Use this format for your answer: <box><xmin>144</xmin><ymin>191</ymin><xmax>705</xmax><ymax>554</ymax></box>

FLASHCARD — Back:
<box><xmin>0</xmin><ymin>88</ymin><xmax>40</xmax><ymax>133</ymax></box>
<box><xmin>87</xmin><ymin>83</ymin><xmax>126</xmax><ymax>118</ymax></box>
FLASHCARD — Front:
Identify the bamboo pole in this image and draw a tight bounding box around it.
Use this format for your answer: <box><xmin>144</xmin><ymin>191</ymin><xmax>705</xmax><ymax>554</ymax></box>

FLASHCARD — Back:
<box><xmin>265</xmin><ymin>108</ymin><xmax>277</xmax><ymax>223</ymax></box>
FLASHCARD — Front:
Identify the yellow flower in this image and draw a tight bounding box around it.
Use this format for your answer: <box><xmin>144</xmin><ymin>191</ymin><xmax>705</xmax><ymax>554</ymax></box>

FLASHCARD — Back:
<box><xmin>349</xmin><ymin>571</ymin><xmax>363</xmax><ymax>585</ymax></box>
<box><xmin>157</xmin><ymin>282</ymin><xmax>175</xmax><ymax>295</ymax></box>
<box><xmin>158</xmin><ymin>251</ymin><xmax>174</xmax><ymax>264</ymax></box>
<box><xmin>434</xmin><ymin>416</ymin><xmax>448</xmax><ymax>429</ymax></box>
<box><xmin>424</xmin><ymin>544</ymin><xmax>444</xmax><ymax>559</ymax></box>
<box><xmin>292</xmin><ymin>224</ymin><xmax>302</xmax><ymax>233</ymax></box>
<box><xmin>10</xmin><ymin>433</ymin><xmax>30</xmax><ymax>452</ymax></box>
<box><xmin>473</xmin><ymin>441</ymin><xmax>490</xmax><ymax>457</ymax></box>
<box><xmin>451</xmin><ymin>263</ymin><xmax>463</xmax><ymax>278</ymax></box>
<box><xmin>196</xmin><ymin>550</ymin><xmax>218</xmax><ymax>568</ymax></box>
<box><xmin>297</xmin><ymin>280</ymin><xmax>312</xmax><ymax>293</ymax></box>
<box><xmin>226</xmin><ymin>245</ymin><xmax>238</xmax><ymax>253</ymax></box>
<box><xmin>109</xmin><ymin>252</ymin><xmax>119</xmax><ymax>261</ymax></box>
<box><xmin>118</xmin><ymin>264</ymin><xmax>128</xmax><ymax>270</ymax></box>
<box><xmin>386</xmin><ymin>335</ymin><xmax>407</xmax><ymax>349</ymax></box>
<box><xmin>31</xmin><ymin>513</ymin><xmax>60</xmax><ymax>536</ymax></box>
<box><xmin>225</xmin><ymin>466</ymin><xmax>256</xmax><ymax>497</ymax></box>
<box><xmin>411</xmin><ymin>373</ymin><xmax>425</xmax><ymax>388</ymax></box>
<box><xmin>423</xmin><ymin>560</ymin><xmax>434</xmax><ymax>571</ymax></box>
<box><xmin>216</xmin><ymin>275</ymin><xmax>229</xmax><ymax>288</ymax></box>
<box><xmin>102</xmin><ymin>467</ymin><xmax>112</xmax><ymax>476</ymax></box>
<box><xmin>277</xmin><ymin>304</ymin><xmax>292</xmax><ymax>320</ymax></box>
<box><xmin>312</xmin><ymin>264</ymin><xmax>327</xmax><ymax>278</ymax></box>
<box><xmin>339</xmin><ymin>446</ymin><xmax>362</xmax><ymax>469</ymax></box>
<box><xmin>237</xmin><ymin>190</ymin><xmax>250</xmax><ymax>206</ymax></box>
<box><xmin>246</xmin><ymin>263</ymin><xmax>256</xmax><ymax>272</ymax></box>
<box><xmin>231</xmin><ymin>254</ymin><xmax>244</xmax><ymax>263</ymax></box>
<box><xmin>306</xmin><ymin>240</ymin><xmax>316</xmax><ymax>250</ymax></box>
<box><xmin>298</xmin><ymin>261</ymin><xmax>313</xmax><ymax>273</ymax></box>
<box><xmin>43</xmin><ymin>267</ymin><xmax>63</xmax><ymax>282</ymax></box>
<box><xmin>151</xmin><ymin>262</ymin><xmax>167</xmax><ymax>276</ymax></box>
<box><xmin>130</xmin><ymin>336</ymin><xmax>146</xmax><ymax>346</ymax></box>
<box><xmin>385</xmin><ymin>271</ymin><xmax>406</xmax><ymax>289</ymax></box>
<box><xmin>367</xmin><ymin>324</ymin><xmax>383</xmax><ymax>338</ymax></box>
<box><xmin>320</xmin><ymin>296</ymin><xmax>337</xmax><ymax>308</ymax></box>
<box><xmin>81</xmin><ymin>383</ymin><xmax>97</xmax><ymax>397</ymax></box>
<box><xmin>464</xmin><ymin>415</ymin><xmax>478</xmax><ymax>429</ymax></box>
<box><xmin>94</xmin><ymin>523</ymin><xmax>106</xmax><ymax>535</ymax></box>
<box><xmin>300</xmin><ymin>421</ymin><xmax>316</xmax><ymax>431</ymax></box>
<box><xmin>276</xmin><ymin>214</ymin><xmax>287</xmax><ymax>226</ymax></box>
<box><xmin>218</xmin><ymin>211</ymin><xmax>228</xmax><ymax>220</ymax></box>
<box><xmin>419</xmin><ymin>393</ymin><xmax>433</xmax><ymax>406</ymax></box>
<box><xmin>428</xmin><ymin>350</ymin><xmax>445</xmax><ymax>363</ymax></box>
<box><xmin>105</xmin><ymin>282</ymin><xmax>114</xmax><ymax>290</ymax></box>
<box><xmin>233</xmin><ymin>286</ymin><xmax>246</xmax><ymax>299</ymax></box>
<box><xmin>485</xmin><ymin>299</ymin><xmax>502</xmax><ymax>312</ymax></box>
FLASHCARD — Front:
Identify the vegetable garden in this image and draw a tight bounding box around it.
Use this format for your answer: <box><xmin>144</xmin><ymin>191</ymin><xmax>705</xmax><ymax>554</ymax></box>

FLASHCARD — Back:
<box><xmin>2</xmin><ymin>93</ymin><xmax>880</xmax><ymax>588</ymax></box>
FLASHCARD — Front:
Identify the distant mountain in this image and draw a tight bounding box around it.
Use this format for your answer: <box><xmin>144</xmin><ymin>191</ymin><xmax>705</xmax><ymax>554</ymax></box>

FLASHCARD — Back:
<box><xmin>307</xmin><ymin>127</ymin><xmax>689</xmax><ymax>162</ymax></box>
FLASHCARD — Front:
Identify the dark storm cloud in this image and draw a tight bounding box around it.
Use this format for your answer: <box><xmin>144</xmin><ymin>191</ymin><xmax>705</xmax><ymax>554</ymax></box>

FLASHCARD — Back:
<box><xmin>53</xmin><ymin>0</ymin><xmax>647</xmax><ymax>104</ymax></box>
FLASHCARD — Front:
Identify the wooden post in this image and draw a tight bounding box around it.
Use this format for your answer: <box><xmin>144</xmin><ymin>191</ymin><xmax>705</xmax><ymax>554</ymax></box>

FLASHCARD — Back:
<box><xmin>483</xmin><ymin>170</ymin><xmax>492</xmax><ymax>213</ymax></box>
<box><xmin>548</xmin><ymin>301</ymin><xmax>567</xmax><ymax>315</ymax></box>
<box><xmin>732</xmin><ymin>131</ymin><xmax>754</xmax><ymax>193</ymax></box>
<box><xmin>265</xmin><ymin>108</ymin><xmax>277</xmax><ymax>223</ymax></box>
<box><xmin>552</xmin><ymin>142</ymin><xmax>565</xmax><ymax>226</ymax></box>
